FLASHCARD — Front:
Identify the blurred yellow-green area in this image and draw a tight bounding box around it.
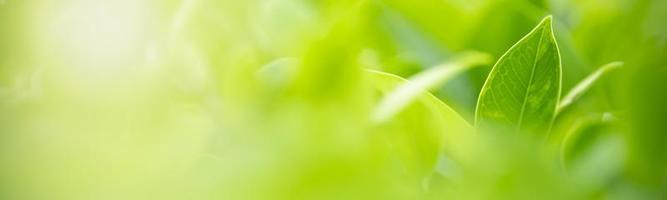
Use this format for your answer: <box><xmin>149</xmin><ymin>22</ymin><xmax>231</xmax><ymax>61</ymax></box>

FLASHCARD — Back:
<box><xmin>1</xmin><ymin>0</ymin><xmax>666</xmax><ymax>199</ymax></box>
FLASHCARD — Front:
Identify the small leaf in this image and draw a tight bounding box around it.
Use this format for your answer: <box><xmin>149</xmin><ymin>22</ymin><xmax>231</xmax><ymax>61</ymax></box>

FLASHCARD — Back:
<box><xmin>557</xmin><ymin>61</ymin><xmax>624</xmax><ymax>114</ymax></box>
<box><xmin>559</xmin><ymin>112</ymin><xmax>623</xmax><ymax>187</ymax></box>
<box><xmin>371</xmin><ymin>51</ymin><xmax>492</xmax><ymax>123</ymax></box>
<box><xmin>366</xmin><ymin>69</ymin><xmax>473</xmax><ymax>179</ymax></box>
<box><xmin>475</xmin><ymin>16</ymin><xmax>562</xmax><ymax>134</ymax></box>
<box><xmin>560</xmin><ymin>112</ymin><xmax>617</xmax><ymax>167</ymax></box>
<box><xmin>367</xmin><ymin>69</ymin><xmax>472</xmax><ymax>130</ymax></box>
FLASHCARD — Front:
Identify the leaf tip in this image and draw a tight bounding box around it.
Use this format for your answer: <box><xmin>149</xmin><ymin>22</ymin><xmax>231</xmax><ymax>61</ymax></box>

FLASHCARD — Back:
<box><xmin>539</xmin><ymin>15</ymin><xmax>554</xmax><ymax>29</ymax></box>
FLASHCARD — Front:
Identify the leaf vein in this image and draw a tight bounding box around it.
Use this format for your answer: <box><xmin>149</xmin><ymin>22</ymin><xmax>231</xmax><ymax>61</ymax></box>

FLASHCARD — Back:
<box><xmin>516</xmin><ymin>27</ymin><xmax>546</xmax><ymax>130</ymax></box>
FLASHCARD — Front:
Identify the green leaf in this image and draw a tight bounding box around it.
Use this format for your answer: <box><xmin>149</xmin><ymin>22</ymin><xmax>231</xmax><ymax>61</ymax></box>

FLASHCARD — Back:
<box><xmin>557</xmin><ymin>61</ymin><xmax>623</xmax><ymax>114</ymax></box>
<box><xmin>475</xmin><ymin>16</ymin><xmax>562</xmax><ymax>134</ymax></box>
<box><xmin>367</xmin><ymin>69</ymin><xmax>472</xmax><ymax>130</ymax></box>
<box><xmin>371</xmin><ymin>51</ymin><xmax>492</xmax><ymax>123</ymax></box>
<box><xmin>560</xmin><ymin>112</ymin><xmax>617</xmax><ymax>167</ymax></box>
<box><xmin>366</xmin><ymin>69</ymin><xmax>473</xmax><ymax>179</ymax></box>
<box><xmin>559</xmin><ymin>112</ymin><xmax>623</xmax><ymax>187</ymax></box>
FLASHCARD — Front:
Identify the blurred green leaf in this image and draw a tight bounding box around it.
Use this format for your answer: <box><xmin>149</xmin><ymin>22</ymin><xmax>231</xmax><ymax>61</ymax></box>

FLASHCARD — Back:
<box><xmin>559</xmin><ymin>112</ymin><xmax>624</xmax><ymax>192</ymax></box>
<box><xmin>558</xmin><ymin>61</ymin><xmax>623</xmax><ymax>114</ymax></box>
<box><xmin>367</xmin><ymin>69</ymin><xmax>472</xmax><ymax>181</ymax></box>
<box><xmin>367</xmin><ymin>69</ymin><xmax>472</xmax><ymax>129</ymax></box>
<box><xmin>475</xmin><ymin>16</ymin><xmax>561</xmax><ymax>134</ymax></box>
<box><xmin>371</xmin><ymin>51</ymin><xmax>491</xmax><ymax>123</ymax></box>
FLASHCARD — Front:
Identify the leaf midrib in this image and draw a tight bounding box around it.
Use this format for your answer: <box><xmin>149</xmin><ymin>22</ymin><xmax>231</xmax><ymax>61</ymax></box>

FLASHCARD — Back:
<box><xmin>516</xmin><ymin>27</ymin><xmax>547</xmax><ymax>130</ymax></box>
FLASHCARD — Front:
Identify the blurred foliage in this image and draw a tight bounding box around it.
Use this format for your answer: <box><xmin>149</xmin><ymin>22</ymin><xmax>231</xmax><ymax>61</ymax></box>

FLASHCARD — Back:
<box><xmin>1</xmin><ymin>0</ymin><xmax>666</xmax><ymax>199</ymax></box>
